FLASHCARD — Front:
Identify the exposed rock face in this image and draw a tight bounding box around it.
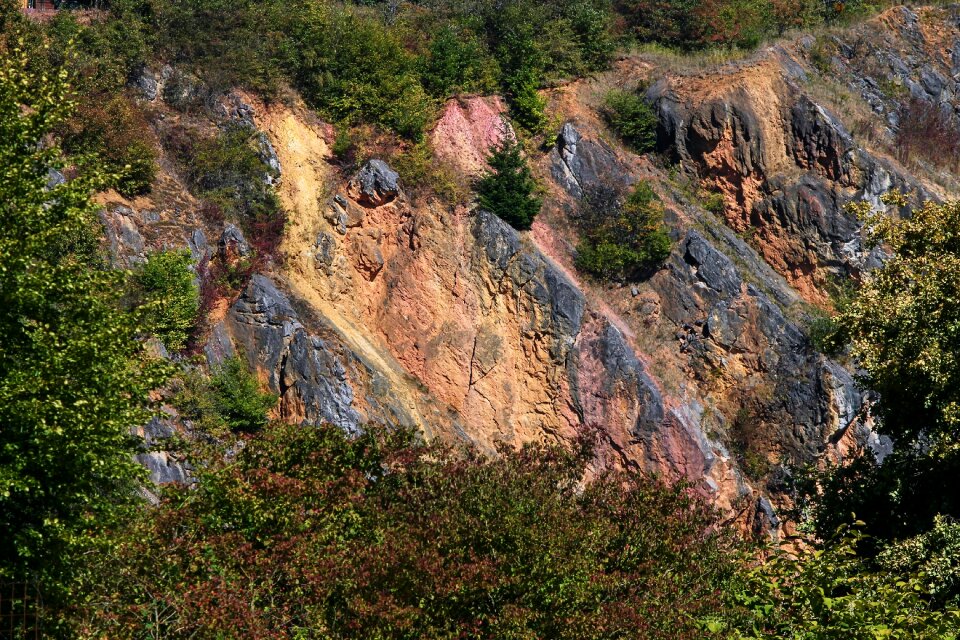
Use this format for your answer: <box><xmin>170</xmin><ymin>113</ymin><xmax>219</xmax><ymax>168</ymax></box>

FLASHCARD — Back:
<box><xmin>551</xmin><ymin>122</ymin><xmax>634</xmax><ymax>198</ymax></box>
<box><xmin>432</xmin><ymin>96</ymin><xmax>511</xmax><ymax>175</ymax></box>
<box><xmin>116</xmin><ymin>11</ymin><xmax>960</xmax><ymax>527</ymax></box>
<box><xmin>648</xmin><ymin>51</ymin><xmax>927</xmax><ymax>302</ymax></box>
<box><xmin>218</xmin><ymin>223</ymin><xmax>251</xmax><ymax>261</ymax></box>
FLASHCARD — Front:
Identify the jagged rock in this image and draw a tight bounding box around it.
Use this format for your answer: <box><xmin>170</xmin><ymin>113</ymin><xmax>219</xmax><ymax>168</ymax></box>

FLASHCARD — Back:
<box><xmin>325</xmin><ymin>195</ymin><xmax>365</xmax><ymax>234</ymax></box>
<box><xmin>550</xmin><ymin>122</ymin><xmax>633</xmax><ymax>199</ymax></box>
<box><xmin>218</xmin><ymin>223</ymin><xmax>251</xmax><ymax>260</ymax></box>
<box><xmin>188</xmin><ymin>228</ymin><xmax>209</xmax><ymax>261</ymax></box>
<box><xmin>128</xmin><ymin>64</ymin><xmax>159</xmax><ymax>101</ymax></box>
<box><xmin>133</xmin><ymin>414</ymin><xmax>191</xmax><ymax>486</ymax></box>
<box><xmin>213</xmin><ymin>92</ymin><xmax>256</xmax><ymax>126</ymax></box>
<box><xmin>46</xmin><ymin>168</ymin><xmax>65</xmax><ymax>189</ymax></box>
<box><xmin>257</xmin><ymin>133</ymin><xmax>282</xmax><ymax>185</ymax></box>
<box><xmin>101</xmin><ymin>205</ymin><xmax>145</xmax><ymax>266</ymax></box>
<box><xmin>353</xmin><ymin>230</ymin><xmax>384</xmax><ymax>280</ymax></box>
<box><xmin>203</xmin><ymin>321</ymin><xmax>236</xmax><ymax>368</ymax></box>
<box><xmin>315</xmin><ymin>231</ymin><xmax>338</xmax><ymax>274</ymax></box>
<box><xmin>227</xmin><ymin>275</ymin><xmax>362</xmax><ymax>433</ymax></box>
<box><xmin>348</xmin><ymin>159</ymin><xmax>400</xmax><ymax>207</ymax></box>
<box><xmin>683</xmin><ymin>231</ymin><xmax>742</xmax><ymax>297</ymax></box>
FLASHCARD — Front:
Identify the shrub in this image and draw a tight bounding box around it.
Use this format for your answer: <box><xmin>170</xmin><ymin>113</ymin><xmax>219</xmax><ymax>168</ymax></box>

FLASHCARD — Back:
<box><xmin>878</xmin><ymin>515</ymin><xmax>960</xmax><ymax>605</ymax></box>
<box><xmin>284</xmin><ymin>3</ymin><xmax>435</xmax><ymax>140</ymax></box>
<box><xmin>721</xmin><ymin>527</ymin><xmax>960</xmax><ymax>638</ymax></box>
<box><xmin>133</xmin><ymin>249</ymin><xmax>200</xmax><ymax>353</ymax></box>
<box><xmin>68</xmin><ymin>422</ymin><xmax>746</xmax><ymax>639</ymax></box>
<box><xmin>603</xmin><ymin>89</ymin><xmax>658</xmax><ymax>153</ymax></box>
<box><xmin>391</xmin><ymin>141</ymin><xmax>470</xmax><ymax>206</ymax></box>
<box><xmin>209</xmin><ymin>356</ymin><xmax>277</xmax><ymax>433</ymax></box>
<box><xmin>0</xmin><ymin>46</ymin><xmax>170</xmax><ymax>596</ymax></box>
<box><xmin>174</xmin><ymin>123</ymin><xmax>286</xmax><ymax>258</ymax></box>
<box><xmin>575</xmin><ymin>182</ymin><xmax>672</xmax><ymax>280</ymax></box>
<box><xmin>895</xmin><ymin>98</ymin><xmax>960</xmax><ymax>171</ymax></box>
<box><xmin>59</xmin><ymin>94</ymin><xmax>158</xmax><ymax>197</ymax></box>
<box><xmin>174</xmin><ymin>356</ymin><xmax>276</xmax><ymax>435</ymax></box>
<box><xmin>475</xmin><ymin>134</ymin><xmax>542</xmax><ymax>230</ymax></box>
<box><xmin>419</xmin><ymin>23</ymin><xmax>498</xmax><ymax>98</ymax></box>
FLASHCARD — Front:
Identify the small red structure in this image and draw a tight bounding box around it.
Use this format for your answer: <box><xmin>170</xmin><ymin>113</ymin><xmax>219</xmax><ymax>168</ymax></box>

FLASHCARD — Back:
<box><xmin>25</xmin><ymin>0</ymin><xmax>57</xmax><ymax>12</ymax></box>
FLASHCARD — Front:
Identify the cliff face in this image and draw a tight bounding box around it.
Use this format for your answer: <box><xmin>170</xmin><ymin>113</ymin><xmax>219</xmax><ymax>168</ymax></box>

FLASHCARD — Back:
<box><xmin>117</xmin><ymin>6</ymin><xmax>960</xmax><ymax>530</ymax></box>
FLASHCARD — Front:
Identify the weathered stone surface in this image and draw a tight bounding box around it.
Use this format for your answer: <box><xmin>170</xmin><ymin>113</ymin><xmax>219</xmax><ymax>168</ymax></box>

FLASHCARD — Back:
<box><xmin>227</xmin><ymin>275</ymin><xmax>366</xmax><ymax>433</ymax></box>
<box><xmin>683</xmin><ymin>231</ymin><xmax>742</xmax><ymax>297</ymax></box>
<box><xmin>349</xmin><ymin>159</ymin><xmax>400</xmax><ymax>207</ymax></box>
<box><xmin>101</xmin><ymin>205</ymin><xmax>146</xmax><ymax>266</ymax></box>
<box><xmin>128</xmin><ymin>64</ymin><xmax>159</xmax><ymax>101</ymax></box>
<box><xmin>218</xmin><ymin>223</ymin><xmax>251</xmax><ymax>260</ymax></box>
<box><xmin>550</xmin><ymin>122</ymin><xmax>634</xmax><ymax>199</ymax></box>
<box><xmin>134</xmin><ymin>414</ymin><xmax>191</xmax><ymax>486</ymax></box>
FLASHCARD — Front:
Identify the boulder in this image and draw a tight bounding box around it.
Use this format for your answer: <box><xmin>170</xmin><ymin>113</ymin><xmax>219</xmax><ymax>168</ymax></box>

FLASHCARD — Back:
<box><xmin>218</xmin><ymin>223</ymin><xmax>251</xmax><ymax>261</ymax></box>
<box><xmin>348</xmin><ymin>159</ymin><xmax>400</xmax><ymax>207</ymax></box>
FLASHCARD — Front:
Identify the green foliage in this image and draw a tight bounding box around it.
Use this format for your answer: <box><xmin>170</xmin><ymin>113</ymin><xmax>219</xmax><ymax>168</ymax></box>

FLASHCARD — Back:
<box><xmin>133</xmin><ymin>250</ymin><xmax>200</xmax><ymax>353</ymax></box>
<box><xmin>839</xmin><ymin>196</ymin><xmax>960</xmax><ymax>447</ymax></box>
<box><xmin>391</xmin><ymin>140</ymin><xmax>470</xmax><ymax>206</ymax></box>
<box><xmin>879</xmin><ymin>515</ymin><xmax>960</xmax><ymax>605</ymax></box>
<box><xmin>175</xmin><ymin>356</ymin><xmax>276</xmax><ymax>435</ymax></box>
<box><xmin>603</xmin><ymin>89</ymin><xmax>658</xmax><ymax>153</ymax></box>
<box><xmin>476</xmin><ymin>134</ymin><xmax>542</xmax><ymax>230</ymax></box>
<box><xmin>807</xmin><ymin>311</ymin><xmax>843</xmax><ymax>356</ymax></box>
<box><xmin>67</xmin><ymin>422</ymin><xmax>745</xmax><ymax>638</ymax></box>
<box><xmin>0</xmin><ymin>47</ymin><xmax>169</xmax><ymax>589</ymax></box>
<box><xmin>172</xmin><ymin>123</ymin><xmax>285</xmax><ymax>256</ymax></box>
<box><xmin>575</xmin><ymin>182</ymin><xmax>673</xmax><ymax>280</ymax></box>
<box><xmin>614</xmin><ymin>0</ymin><xmax>824</xmax><ymax>49</ymax></box>
<box><xmin>419</xmin><ymin>23</ymin><xmax>498</xmax><ymax>98</ymax></box>
<box><xmin>209</xmin><ymin>356</ymin><xmax>277</xmax><ymax>433</ymax></box>
<box><xmin>721</xmin><ymin>527</ymin><xmax>960</xmax><ymax>639</ymax></box>
<box><xmin>283</xmin><ymin>3</ymin><xmax>436</xmax><ymax>140</ymax></box>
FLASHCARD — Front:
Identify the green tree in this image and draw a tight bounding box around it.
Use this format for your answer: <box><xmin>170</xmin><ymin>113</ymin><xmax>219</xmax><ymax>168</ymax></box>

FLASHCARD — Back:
<box><xmin>721</xmin><ymin>527</ymin><xmax>960</xmax><ymax>639</ymax></box>
<box><xmin>475</xmin><ymin>133</ymin><xmax>542</xmax><ymax>230</ymax></box>
<box><xmin>69</xmin><ymin>423</ymin><xmax>745</xmax><ymax>639</ymax></box>
<box><xmin>575</xmin><ymin>182</ymin><xmax>673</xmax><ymax>279</ymax></box>
<box><xmin>839</xmin><ymin>195</ymin><xmax>960</xmax><ymax>447</ymax></box>
<box><xmin>603</xmin><ymin>89</ymin><xmax>658</xmax><ymax>153</ymax></box>
<box><xmin>799</xmin><ymin>194</ymin><xmax>960</xmax><ymax>543</ymax></box>
<box><xmin>209</xmin><ymin>356</ymin><xmax>278</xmax><ymax>433</ymax></box>
<box><xmin>133</xmin><ymin>249</ymin><xmax>200</xmax><ymax>352</ymax></box>
<box><xmin>0</xmin><ymin>46</ymin><xmax>168</xmax><ymax>588</ymax></box>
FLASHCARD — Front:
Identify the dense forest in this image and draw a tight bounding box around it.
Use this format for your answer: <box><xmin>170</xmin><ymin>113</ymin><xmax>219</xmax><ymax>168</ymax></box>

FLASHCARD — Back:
<box><xmin>3</xmin><ymin>0</ymin><xmax>960</xmax><ymax>637</ymax></box>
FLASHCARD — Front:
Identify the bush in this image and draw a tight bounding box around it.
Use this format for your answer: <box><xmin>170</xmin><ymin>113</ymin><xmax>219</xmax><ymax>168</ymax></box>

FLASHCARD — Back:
<box><xmin>391</xmin><ymin>141</ymin><xmax>470</xmax><ymax>206</ymax></box>
<box><xmin>419</xmin><ymin>23</ymin><xmax>498</xmax><ymax>98</ymax></box>
<box><xmin>210</xmin><ymin>356</ymin><xmax>278</xmax><ymax>433</ymax></box>
<box><xmin>603</xmin><ymin>89</ymin><xmax>658</xmax><ymax>153</ymax></box>
<box><xmin>575</xmin><ymin>182</ymin><xmax>672</xmax><ymax>280</ymax></box>
<box><xmin>476</xmin><ymin>134</ymin><xmax>542</xmax><ymax>230</ymax></box>
<box><xmin>67</xmin><ymin>422</ymin><xmax>746</xmax><ymax>639</ymax></box>
<box><xmin>879</xmin><ymin>515</ymin><xmax>960</xmax><ymax>605</ymax></box>
<box><xmin>721</xmin><ymin>527</ymin><xmax>960</xmax><ymax>638</ymax></box>
<box><xmin>59</xmin><ymin>94</ymin><xmax>158</xmax><ymax>197</ymax></box>
<box><xmin>615</xmin><ymin>0</ymin><xmax>823</xmax><ymax>49</ymax></box>
<box><xmin>0</xmin><ymin>46</ymin><xmax>170</xmax><ymax>597</ymax></box>
<box><xmin>173</xmin><ymin>123</ymin><xmax>286</xmax><ymax>257</ymax></box>
<box><xmin>284</xmin><ymin>3</ymin><xmax>436</xmax><ymax>140</ymax></box>
<box><xmin>895</xmin><ymin>98</ymin><xmax>960</xmax><ymax>172</ymax></box>
<box><xmin>174</xmin><ymin>356</ymin><xmax>276</xmax><ymax>435</ymax></box>
<box><xmin>133</xmin><ymin>249</ymin><xmax>200</xmax><ymax>353</ymax></box>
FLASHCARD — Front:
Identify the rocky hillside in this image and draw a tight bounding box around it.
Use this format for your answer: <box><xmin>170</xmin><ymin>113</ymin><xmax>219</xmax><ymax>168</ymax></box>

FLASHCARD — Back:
<box><xmin>119</xmin><ymin>5</ymin><xmax>960</xmax><ymax>533</ymax></box>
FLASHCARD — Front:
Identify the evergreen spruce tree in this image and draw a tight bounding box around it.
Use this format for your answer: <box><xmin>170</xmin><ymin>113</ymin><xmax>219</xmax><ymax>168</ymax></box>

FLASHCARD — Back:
<box><xmin>475</xmin><ymin>133</ymin><xmax>542</xmax><ymax>230</ymax></box>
